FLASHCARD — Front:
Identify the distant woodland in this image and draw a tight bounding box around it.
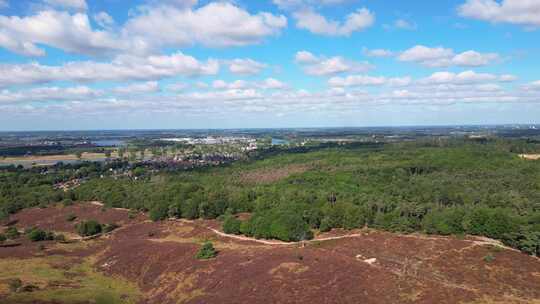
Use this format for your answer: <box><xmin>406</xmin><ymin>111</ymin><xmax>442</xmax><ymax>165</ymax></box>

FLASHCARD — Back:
<box><xmin>1</xmin><ymin>139</ymin><xmax>539</xmax><ymax>255</ymax></box>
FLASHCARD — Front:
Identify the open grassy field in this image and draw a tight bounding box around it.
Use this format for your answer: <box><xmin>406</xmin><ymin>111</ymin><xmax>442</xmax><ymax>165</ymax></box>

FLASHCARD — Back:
<box><xmin>0</xmin><ymin>152</ymin><xmax>117</xmax><ymax>163</ymax></box>
<box><xmin>0</xmin><ymin>256</ymin><xmax>141</xmax><ymax>304</ymax></box>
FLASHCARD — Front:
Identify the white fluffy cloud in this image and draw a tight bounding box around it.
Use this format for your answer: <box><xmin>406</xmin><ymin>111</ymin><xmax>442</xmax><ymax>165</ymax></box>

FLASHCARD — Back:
<box><xmin>295</xmin><ymin>50</ymin><xmax>318</xmax><ymax>63</ymax></box>
<box><xmin>226</xmin><ymin>59</ymin><xmax>268</xmax><ymax>75</ymax></box>
<box><xmin>295</xmin><ymin>51</ymin><xmax>373</xmax><ymax>76</ymax></box>
<box><xmin>398</xmin><ymin>45</ymin><xmax>499</xmax><ymax>67</ymax></box>
<box><xmin>362</xmin><ymin>48</ymin><xmax>394</xmax><ymax>57</ymax></box>
<box><xmin>212</xmin><ymin>80</ymin><xmax>248</xmax><ymax>90</ymax></box>
<box><xmin>0</xmin><ymin>2</ymin><xmax>287</xmax><ymax>57</ymax></box>
<box><xmin>93</xmin><ymin>11</ymin><xmax>114</xmax><ymax>29</ymax></box>
<box><xmin>210</xmin><ymin>78</ymin><xmax>288</xmax><ymax>91</ymax></box>
<box><xmin>451</xmin><ymin>50</ymin><xmax>500</xmax><ymax>66</ymax></box>
<box><xmin>0</xmin><ymin>52</ymin><xmax>219</xmax><ymax>87</ymax></box>
<box><xmin>329</xmin><ymin>75</ymin><xmax>412</xmax><ymax>87</ymax></box>
<box><xmin>458</xmin><ymin>0</ymin><xmax>540</xmax><ymax>27</ymax></box>
<box><xmin>419</xmin><ymin>71</ymin><xmax>514</xmax><ymax>85</ymax></box>
<box><xmin>0</xmin><ymin>86</ymin><xmax>100</xmax><ymax>104</ymax></box>
<box><xmin>4</xmin><ymin>76</ymin><xmax>539</xmax><ymax>120</ymax></box>
<box><xmin>273</xmin><ymin>0</ymin><xmax>352</xmax><ymax>10</ymax></box>
<box><xmin>182</xmin><ymin>89</ymin><xmax>263</xmax><ymax>101</ymax></box>
<box><xmin>260</xmin><ymin>78</ymin><xmax>288</xmax><ymax>90</ymax></box>
<box><xmin>499</xmin><ymin>74</ymin><xmax>518</xmax><ymax>82</ymax></box>
<box><xmin>151</xmin><ymin>0</ymin><xmax>198</xmax><ymax>8</ymax></box>
<box><xmin>44</xmin><ymin>0</ymin><xmax>87</xmax><ymax>11</ymax></box>
<box><xmin>328</xmin><ymin>70</ymin><xmax>516</xmax><ymax>89</ymax></box>
<box><xmin>123</xmin><ymin>2</ymin><xmax>287</xmax><ymax>50</ymax></box>
<box><xmin>0</xmin><ymin>10</ymin><xmax>123</xmax><ymax>57</ymax></box>
<box><xmin>522</xmin><ymin>80</ymin><xmax>540</xmax><ymax>91</ymax></box>
<box><xmin>113</xmin><ymin>81</ymin><xmax>160</xmax><ymax>94</ymax></box>
<box><xmin>293</xmin><ymin>8</ymin><xmax>374</xmax><ymax>36</ymax></box>
<box><xmin>384</xmin><ymin>19</ymin><xmax>417</xmax><ymax>31</ymax></box>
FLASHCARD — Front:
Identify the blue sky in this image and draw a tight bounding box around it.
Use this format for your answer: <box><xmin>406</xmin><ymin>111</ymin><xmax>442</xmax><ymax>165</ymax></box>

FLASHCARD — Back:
<box><xmin>0</xmin><ymin>0</ymin><xmax>539</xmax><ymax>131</ymax></box>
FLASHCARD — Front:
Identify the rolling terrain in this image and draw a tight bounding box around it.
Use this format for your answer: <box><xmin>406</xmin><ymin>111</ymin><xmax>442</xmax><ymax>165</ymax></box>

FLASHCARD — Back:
<box><xmin>1</xmin><ymin>202</ymin><xmax>539</xmax><ymax>304</ymax></box>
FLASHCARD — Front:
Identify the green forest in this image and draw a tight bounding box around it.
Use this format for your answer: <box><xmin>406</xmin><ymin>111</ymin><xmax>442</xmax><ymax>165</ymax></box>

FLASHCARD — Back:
<box><xmin>1</xmin><ymin>139</ymin><xmax>539</xmax><ymax>255</ymax></box>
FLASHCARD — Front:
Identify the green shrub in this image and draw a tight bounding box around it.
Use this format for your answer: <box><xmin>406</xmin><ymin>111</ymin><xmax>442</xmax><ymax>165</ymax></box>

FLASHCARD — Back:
<box><xmin>196</xmin><ymin>242</ymin><xmax>218</xmax><ymax>260</ymax></box>
<box><xmin>76</xmin><ymin>220</ymin><xmax>102</xmax><ymax>237</ymax></box>
<box><xmin>0</xmin><ymin>233</ymin><xmax>6</xmax><ymax>242</ymax></box>
<box><xmin>27</xmin><ymin>228</ymin><xmax>53</xmax><ymax>242</ymax></box>
<box><xmin>483</xmin><ymin>253</ymin><xmax>495</xmax><ymax>262</ymax></box>
<box><xmin>222</xmin><ymin>215</ymin><xmax>241</xmax><ymax>234</ymax></box>
<box><xmin>5</xmin><ymin>226</ymin><xmax>20</xmax><ymax>239</ymax></box>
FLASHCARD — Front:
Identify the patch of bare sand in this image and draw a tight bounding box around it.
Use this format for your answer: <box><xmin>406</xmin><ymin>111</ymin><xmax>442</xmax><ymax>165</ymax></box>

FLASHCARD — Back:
<box><xmin>519</xmin><ymin>154</ymin><xmax>540</xmax><ymax>160</ymax></box>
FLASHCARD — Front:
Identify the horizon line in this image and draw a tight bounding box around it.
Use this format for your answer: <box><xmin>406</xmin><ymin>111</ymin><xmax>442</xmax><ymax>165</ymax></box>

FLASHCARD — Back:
<box><xmin>0</xmin><ymin>123</ymin><xmax>539</xmax><ymax>133</ymax></box>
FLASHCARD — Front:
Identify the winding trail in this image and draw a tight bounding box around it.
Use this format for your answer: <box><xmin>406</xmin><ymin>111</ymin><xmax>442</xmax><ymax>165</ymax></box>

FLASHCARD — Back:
<box><xmin>89</xmin><ymin>201</ymin><xmax>131</xmax><ymax>212</ymax></box>
<box><xmin>208</xmin><ymin>227</ymin><xmax>367</xmax><ymax>246</ymax></box>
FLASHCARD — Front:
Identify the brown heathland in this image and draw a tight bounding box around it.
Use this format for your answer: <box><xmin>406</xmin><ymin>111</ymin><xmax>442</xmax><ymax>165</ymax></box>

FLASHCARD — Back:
<box><xmin>1</xmin><ymin>203</ymin><xmax>539</xmax><ymax>304</ymax></box>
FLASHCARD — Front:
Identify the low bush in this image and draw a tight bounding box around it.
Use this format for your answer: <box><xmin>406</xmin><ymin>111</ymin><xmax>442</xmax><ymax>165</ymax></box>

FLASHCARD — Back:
<box><xmin>27</xmin><ymin>228</ymin><xmax>54</xmax><ymax>242</ymax></box>
<box><xmin>5</xmin><ymin>226</ymin><xmax>20</xmax><ymax>239</ymax></box>
<box><xmin>196</xmin><ymin>242</ymin><xmax>217</xmax><ymax>260</ymax></box>
<box><xmin>76</xmin><ymin>220</ymin><xmax>102</xmax><ymax>237</ymax></box>
<box><xmin>483</xmin><ymin>253</ymin><xmax>495</xmax><ymax>262</ymax></box>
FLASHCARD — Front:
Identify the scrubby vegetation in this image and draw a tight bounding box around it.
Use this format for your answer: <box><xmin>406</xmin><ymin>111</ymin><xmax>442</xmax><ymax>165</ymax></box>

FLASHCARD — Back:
<box><xmin>5</xmin><ymin>226</ymin><xmax>20</xmax><ymax>240</ymax></box>
<box><xmin>27</xmin><ymin>228</ymin><xmax>54</xmax><ymax>242</ymax></box>
<box><xmin>196</xmin><ymin>242</ymin><xmax>217</xmax><ymax>259</ymax></box>
<box><xmin>1</xmin><ymin>139</ymin><xmax>540</xmax><ymax>254</ymax></box>
<box><xmin>0</xmin><ymin>257</ymin><xmax>141</xmax><ymax>303</ymax></box>
<box><xmin>76</xmin><ymin>220</ymin><xmax>102</xmax><ymax>237</ymax></box>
